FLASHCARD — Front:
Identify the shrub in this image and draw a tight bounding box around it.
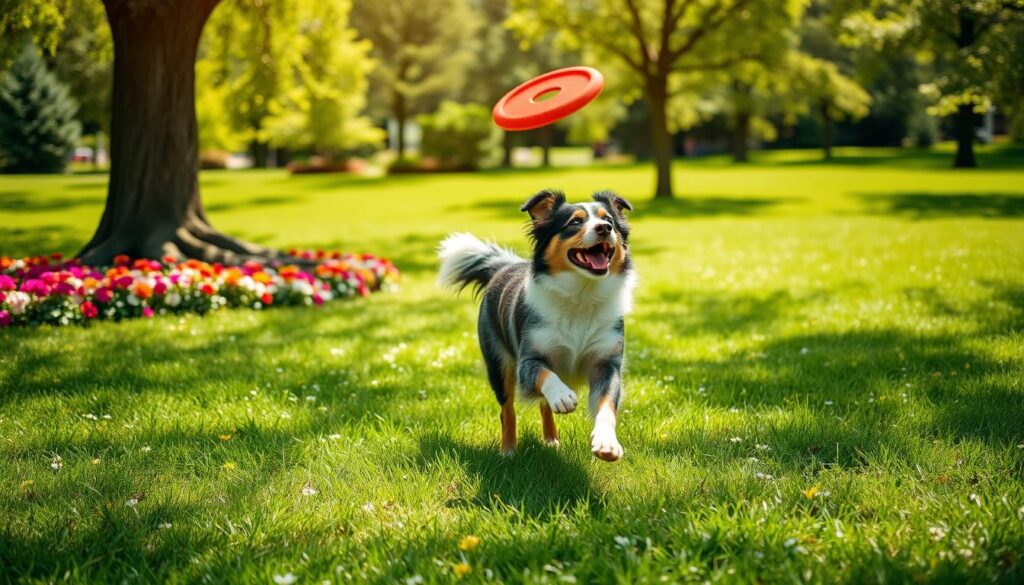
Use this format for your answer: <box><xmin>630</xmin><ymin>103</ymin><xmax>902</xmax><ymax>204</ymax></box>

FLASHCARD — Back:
<box><xmin>417</xmin><ymin>101</ymin><xmax>499</xmax><ymax>170</ymax></box>
<box><xmin>0</xmin><ymin>44</ymin><xmax>81</xmax><ymax>173</ymax></box>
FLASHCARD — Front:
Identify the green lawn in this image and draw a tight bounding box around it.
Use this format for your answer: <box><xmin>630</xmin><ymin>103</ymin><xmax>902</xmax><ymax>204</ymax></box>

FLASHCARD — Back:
<box><xmin>2</xmin><ymin>145</ymin><xmax>1024</xmax><ymax>583</ymax></box>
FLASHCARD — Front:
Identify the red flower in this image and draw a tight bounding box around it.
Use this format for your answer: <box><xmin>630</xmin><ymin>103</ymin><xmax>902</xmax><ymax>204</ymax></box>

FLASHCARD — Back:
<box><xmin>142</xmin><ymin>306</ymin><xmax>154</xmax><ymax>318</ymax></box>
<box><xmin>95</xmin><ymin>288</ymin><xmax>113</xmax><ymax>303</ymax></box>
<box><xmin>153</xmin><ymin>281</ymin><xmax>168</xmax><ymax>295</ymax></box>
<box><xmin>80</xmin><ymin>301</ymin><xmax>98</xmax><ymax>319</ymax></box>
<box><xmin>200</xmin><ymin>283</ymin><xmax>216</xmax><ymax>295</ymax></box>
<box><xmin>260</xmin><ymin>292</ymin><xmax>273</xmax><ymax>305</ymax></box>
<box><xmin>115</xmin><ymin>275</ymin><xmax>134</xmax><ymax>289</ymax></box>
<box><xmin>113</xmin><ymin>254</ymin><xmax>130</xmax><ymax>266</ymax></box>
<box><xmin>0</xmin><ymin>310</ymin><xmax>10</xmax><ymax>327</ymax></box>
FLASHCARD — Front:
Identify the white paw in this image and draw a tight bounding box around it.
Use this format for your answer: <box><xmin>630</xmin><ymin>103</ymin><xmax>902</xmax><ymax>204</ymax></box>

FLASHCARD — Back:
<box><xmin>541</xmin><ymin>380</ymin><xmax>578</xmax><ymax>414</ymax></box>
<box><xmin>591</xmin><ymin>426</ymin><xmax>623</xmax><ymax>462</ymax></box>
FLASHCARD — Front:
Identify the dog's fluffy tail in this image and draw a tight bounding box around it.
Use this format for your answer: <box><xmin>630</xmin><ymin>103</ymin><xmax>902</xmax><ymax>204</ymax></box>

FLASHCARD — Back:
<box><xmin>438</xmin><ymin>233</ymin><xmax>524</xmax><ymax>294</ymax></box>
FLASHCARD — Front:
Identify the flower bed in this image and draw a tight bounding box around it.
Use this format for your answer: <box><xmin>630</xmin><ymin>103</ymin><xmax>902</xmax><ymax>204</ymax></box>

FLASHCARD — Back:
<box><xmin>0</xmin><ymin>250</ymin><xmax>399</xmax><ymax>328</ymax></box>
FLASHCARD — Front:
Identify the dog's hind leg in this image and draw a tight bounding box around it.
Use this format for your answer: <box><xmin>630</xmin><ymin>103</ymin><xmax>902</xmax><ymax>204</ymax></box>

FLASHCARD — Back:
<box><xmin>540</xmin><ymin>402</ymin><xmax>560</xmax><ymax>446</ymax></box>
<box><xmin>482</xmin><ymin>336</ymin><xmax>517</xmax><ymax>455</ymax></box>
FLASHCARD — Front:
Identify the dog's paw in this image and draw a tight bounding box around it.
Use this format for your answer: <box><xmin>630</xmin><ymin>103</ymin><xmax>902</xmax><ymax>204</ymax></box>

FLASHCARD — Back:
<box><xmin>541</xmin><ymin>381</ymin><xmax>578</xmax><ymax>414</ymax></box>
<box><xmin>591</xmin><ymin>426</ymin><xmax>623</xmax><ymax>462</ymax></box>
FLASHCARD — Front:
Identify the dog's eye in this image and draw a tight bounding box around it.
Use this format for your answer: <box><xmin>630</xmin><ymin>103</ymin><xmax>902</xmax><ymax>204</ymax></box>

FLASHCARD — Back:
<box><xmin>568</xmin><ymin>217</ymin><xmax>583</xmax><ymax>226</ymax></box>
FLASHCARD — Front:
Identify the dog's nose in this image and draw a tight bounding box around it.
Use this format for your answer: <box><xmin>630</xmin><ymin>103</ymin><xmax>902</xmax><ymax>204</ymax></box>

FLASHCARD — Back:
<box><xmin>595</xmin><ymin>222</ymin><xmax>612</xmax><ymax>236</ymax></box>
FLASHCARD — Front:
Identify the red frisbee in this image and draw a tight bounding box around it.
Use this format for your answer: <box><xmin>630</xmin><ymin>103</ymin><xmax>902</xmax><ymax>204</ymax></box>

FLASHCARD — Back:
<box><xmin>493</xmin><ymin>66</ymin><xmax>604</xmax><ymax>131</ymax></box>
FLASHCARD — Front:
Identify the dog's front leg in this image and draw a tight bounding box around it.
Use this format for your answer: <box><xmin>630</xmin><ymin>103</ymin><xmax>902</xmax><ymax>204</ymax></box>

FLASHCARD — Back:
<box><xmin>518</xmin><ymin>349</ymin><xmax>578</xmax><ymax>414</ymax></box>
<box><xmin>588</xmin><ymin>358</ymin><xmax>624</xmax><ymax>462</ymax></box>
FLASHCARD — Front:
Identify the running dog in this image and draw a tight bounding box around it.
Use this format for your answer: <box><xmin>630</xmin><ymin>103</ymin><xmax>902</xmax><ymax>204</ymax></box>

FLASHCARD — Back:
<box><xmin>438</xmin><ymin>189</ymin><xmax>635</xmax><ymax>461</ymax></box>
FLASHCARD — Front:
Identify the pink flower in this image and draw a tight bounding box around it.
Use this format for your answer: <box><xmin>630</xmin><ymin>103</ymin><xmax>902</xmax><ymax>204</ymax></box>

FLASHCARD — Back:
<box><xmin>153</xmin><ymin>281</ymin><xmax>168</xmax><ymax>295</ymax></box>
<box><xmin>80</xmin><ymin>301</ymin><xmax>98</xmax><ymax>319</ymax></box>
<box><xmin>53</xmin><ymin>282</ymin><xmax>76</xmax><ymax>296</ymax></box>
<box><xmin>312</xmin><ymin>294</ymin><xmax>324</xmax><ymax>306</ymax></box>
<box><xmin>115</xmin><ymin>275</ymin><xmax>134</xmax><ymax>289</ymax></box>
<box><xmin>142</xmin><ymin>306</ymin><xmax>154</xmax><ymax>318</ymax></box>
<box><xmin>0</xmin><ymin>310</ymin><xmax>10</xmax><ymax>327</ymax></box>
<box><xmin>0</xmin><ymin>274</ymin><xmax>15</xmax><ymax>291</ymax></box>
<box><xmin>21</xmin><ymin>278</ymin><xmax>51</xmax><ymax>297</ymax></box>
<box><xmin>95</xmin><ymin>288</ymin><xmax>113</xmax><ymax>303</ymax></box>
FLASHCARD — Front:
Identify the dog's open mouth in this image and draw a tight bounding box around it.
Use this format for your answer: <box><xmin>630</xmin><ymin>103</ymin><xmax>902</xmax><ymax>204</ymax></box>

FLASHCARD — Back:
<box><xmin>568</xmin><ymin>242</ymin><xmax>613</xmax><ymax>275</ymax></box>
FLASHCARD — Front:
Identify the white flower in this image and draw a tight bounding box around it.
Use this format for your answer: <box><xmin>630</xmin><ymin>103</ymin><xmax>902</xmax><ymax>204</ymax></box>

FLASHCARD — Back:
<box><xmin>301</xmin><ymin>482</ymin><xmax>318</xmax><ymax>496</ymax></box>
<box><xmin>613</xmin><ymin>535</ymin><xmax>631</xmax><ymax>548</ymax></box>
<box><xmin>127</xmin><ymin>294</ymin><xmax>140</xmax><ymax>306</ymax></box>
<box><xmin>755</xmin><ymin>443</ymin><xmax>771</xmax><ymax>451</ymax></box>
<box><xmin>969</xmin><ymin>493</ymin><xmax>982</xmax><ymax>507</ymax></box>
<box><xmin>929</xmin><ymin>526</ymin><xmax>947</xmax><ymax>541</ymax></box>
<box><xmin>140</xmin><ymin>446</ymin><xmax>152</xmax><ymax>453</ymax></box>
<box><xmin>7</xmin><ymin>291</ymin><xmax>30</xmax><ymax>315</ymax></box>
<box><xmin>405</xmin><ymin>576</ymin><xmax>424</xmax><ymax>585</ymax></box>
<box><xmin>159</xmin><ymin>522</ymin><xmax>173</xmax><ymax>529</ymax></box>
<box><xmin>273</xmin><ymin>573</ymin><xmax>298</xmax><ymax>585</ymax></box>
<box><xmin>165</xmin><ymin>292</ymin><xmax>182</xmax><ymax>307</ymax></box>
<box><xmin>50</xmin><ymin>455</ymin><xmax>63</xmax><ymax>470</ymax></box>
<box><xmin>126</xmin><ymin>497</ymin><xmax>140</xmax><ymax>507</ymax></box>
<box><xmin>754</xmin><ymin>472</ymin><xmax>774</xmax><ymax>480</ymax></box>
<box><xmin>728</xmin><ymin>436</ymin><xmax>743</xmax><ymax>444</ymax></box>
<box><xmin>824</xmin><ymin>400</ymin><xmax>834</xmax><ymax>406</ymax></box>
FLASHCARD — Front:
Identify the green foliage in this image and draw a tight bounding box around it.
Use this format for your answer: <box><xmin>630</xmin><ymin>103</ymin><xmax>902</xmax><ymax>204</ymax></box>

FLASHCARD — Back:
<box><xmin>49</xmin><ymin>0</ymin><xmax>111</xmax><ymax>134</ymax></box>
<box><xmin>418</xmin><ymin>100</ymin><xmax>499</xmax><ymax>169</ymax></box>
<box><xmin>841</xmin><ymin>0</ymin><xmax>1024</xmax><ymax>116</ymax></box>
<box><xmin>0</xmin><ymin>43</ymin><xmax>80</xmax><ymax>173</ymax></box>
<box><xmin>0</xmin><ymin>0</ymin><xmax>67</xmax><ymax>69</ymax></box>
<box><xmin>197</xmin><ymin>0</ymin><xmax>381</xmax><ymax>156</ymax></box>
<box><xmin>1</xmin><ymin>148</ymin><xmax>1024</xmax><ymax>581</ymax></box>
<box><xmin>350</xmin><ymin>0</ymin><xmax>480</xmax><ymax>144</ymax></box>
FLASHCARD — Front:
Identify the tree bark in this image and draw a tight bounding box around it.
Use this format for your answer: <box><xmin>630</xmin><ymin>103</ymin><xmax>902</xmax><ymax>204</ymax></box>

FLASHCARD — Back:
<box><xmin>952</xmin><ymin>8</ymin><xmax>978</xmax><ymax>168</ymax></box>
<box><xmin>501</xmin><ymin>131</ymin><xmax>513</xmax><ymax>168</ymax></box>
<box><xmin>394</xmin><ymin>90</ymin><xmax>407</xmax><ymax>158</ymax></box>
<box><xmin>540</xmin><ymin>125</ymin><xmax>552</xmax><ymax>167</ymax></box>
<box><xmin>820</xmin><ymin>101</ymin><xmax>834</xmax><ymax>161</ymax></box>
<box><xmin>953</xmin><ymin>103</ymin><xmax>977</xmax><ymax>168</ymax></box>
<box><xmin>732</xmin><ymin>82</ymin><xmax>751</xmax><ymax>163</ymax></box>
<box><xmin>79</xmin><ymin>0</ymin><xmax>284</xmax><ymax>265</ymax></box>
<box><xmin>647</xmin><ymin>76</ymin><xmax>674</xmax><ymax>199</ymax></box>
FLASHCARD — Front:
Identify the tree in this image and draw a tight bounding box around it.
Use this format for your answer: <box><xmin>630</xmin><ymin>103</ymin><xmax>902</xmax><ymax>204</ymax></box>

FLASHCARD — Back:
<box><xmin>509</xmin><ymin>0</ymin><xmax>804</xmax><ymax>199</ymax></box>
<box><xmin>0</xmin><ymin>0</ymin><xmax>67</xmax><ymax>69</ymax></box>
<box><xmin>0</xmin><ymin>43</ymin><xmax>81</xmax><ymax>173</ymax></box>
<box><xmin>786</xmin><ymin>52</ymin><xmax>871</xmax><ymax>159</ymax></box>
<box><xmin>842</xmin><ymin>0</ymin><xmax>1024</xmax><ymax>167</ymax></box>
<box><xmin>350</xmin><ymin>0</ymin><xmax>479</xmax><ymax>158</ymax></box>
<box><xmin>198</xmin><ymin>0</ymin><xmax>381</xmax><ymax>159</ymax></box>
<box><xmin>49</xmin><ymin>0</ymin><xmax>112</xmax><ymax>141</ymax></box>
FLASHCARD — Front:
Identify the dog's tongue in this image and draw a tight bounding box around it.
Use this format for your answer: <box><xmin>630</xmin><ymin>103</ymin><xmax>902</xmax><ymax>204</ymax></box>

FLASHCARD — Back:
<box><xmin>585</xmin><ymin>247</ymin><xmax>610</xmax><ymax>270</ymax></box>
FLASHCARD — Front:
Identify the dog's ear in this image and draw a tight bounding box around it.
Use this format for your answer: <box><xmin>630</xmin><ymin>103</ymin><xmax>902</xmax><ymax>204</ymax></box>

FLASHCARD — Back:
<box><xmin>520</xmin><ymin>189</ymin><xmax>565</xmax><ymax>222</ymax></box>
<box><xmin>593</xmin><ymin>190</ymin><xmax>633</xmax><ymax>215</ymax></box>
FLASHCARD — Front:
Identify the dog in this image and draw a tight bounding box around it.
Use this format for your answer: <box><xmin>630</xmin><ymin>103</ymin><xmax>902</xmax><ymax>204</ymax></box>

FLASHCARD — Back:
<box><xmin>438</xmin><ymin>189</ymin><xmax>635</xmax><ymax>462</ymax></box>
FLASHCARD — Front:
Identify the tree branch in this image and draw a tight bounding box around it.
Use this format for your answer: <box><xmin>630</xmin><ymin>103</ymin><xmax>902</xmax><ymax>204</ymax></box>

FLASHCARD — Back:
<box><xmin>665</xmin><ymin>0</ymin><xmax>751</xmax><ymax>65</ymax></box>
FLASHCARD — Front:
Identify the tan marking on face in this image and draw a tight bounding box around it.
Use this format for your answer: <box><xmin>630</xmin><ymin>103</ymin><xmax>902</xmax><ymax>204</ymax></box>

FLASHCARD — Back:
<box><xmin>596</xmin><ymin>207</ymin><xmax>608</xmax><ymax>219</ymax></box>
<box><xmin>543</xmin><ymin>228</ymin><xmax>586</xmax><ymax>275</ymax></box>
<box><xmin>500</xmin><ymin>368</ymin><xmax>517</xmax><ymax>454</ymax></box>
<box><xmin>540</xmin><ymin>402</ymin><xmax>559</xmax><ymax>444</ymax></box>
<box><xmin>609</xmin><ymin>240</ymin><xmax>627</xmax><ymax>274</ymax></box>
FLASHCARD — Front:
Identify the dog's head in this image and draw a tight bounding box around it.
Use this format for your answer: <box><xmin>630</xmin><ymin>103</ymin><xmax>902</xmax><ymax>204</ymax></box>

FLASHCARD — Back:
<box><xmin>521</xmin><ymin>189</ymin><xmax>633</xmax><ymax>280</ymax></box>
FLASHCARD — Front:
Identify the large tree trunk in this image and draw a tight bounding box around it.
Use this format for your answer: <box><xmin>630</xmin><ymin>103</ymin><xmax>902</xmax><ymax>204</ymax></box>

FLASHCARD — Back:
<box><xmin>80</xmin><ymin>0</ymin><xmax>282</xmax><ymax>265</ymax></box>
<box><xmin>820</xmin><ymin>101</ymin><xmax>834</xmax><ymax>161</ymax></box>
<box><xmin>953</xmin><ymin>103</ymin><xmax>977</xmax><ymax>168</ymax></box>
<box><xmin>647</xmin><ymin>76</ymin><xmax>674</xmax><ymax>199</ymax></box>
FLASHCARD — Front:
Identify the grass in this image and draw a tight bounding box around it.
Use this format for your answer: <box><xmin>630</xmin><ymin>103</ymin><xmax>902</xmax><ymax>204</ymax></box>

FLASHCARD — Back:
<box><xmin>1</xmin><ymin>144</ymin><xmax>1023</xmax><ymax>583</ymax></box>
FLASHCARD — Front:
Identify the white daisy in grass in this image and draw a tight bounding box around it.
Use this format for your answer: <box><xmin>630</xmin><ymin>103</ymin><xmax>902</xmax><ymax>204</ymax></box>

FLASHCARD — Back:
<box><xmin>301</xmin><ymin>482</ymin><xmax>318</xmax><ymax>497</ymax></box>
<box><xmin>273</xmin><ymin>573</ymin><xmax>297</xmax><ymax>585</ymax></box>
<box><xmin>728</xmin><ymin>437</ymin><xmax>743</xmax><ymax>444</ymax></box>
<box><xmin>50</xmin><ymin>455</ymin><xmax>63</xmax><ymax>471</ymax></box>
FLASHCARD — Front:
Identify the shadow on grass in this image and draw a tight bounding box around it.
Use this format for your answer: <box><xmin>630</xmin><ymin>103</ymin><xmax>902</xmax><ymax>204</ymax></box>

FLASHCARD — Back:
<box><xmin>204</xmin><ymin>194</ymin><xmax>304</xmax><ymax>213</ymax></box>
<box><xmin>773</xmin><ymin>144</ymin><xmax>1024</xmax><ymax>171</ymax></box>
<box><xmin>0</xmin><ymin>193</ymin><xmax>101</xmax><ymax>213</ymax></box>
<box><xmin>451</xmin><ymin>194</ymin><xmax>794</xmax><ymax>221</ymax></box>
<box><xmin>415</xmin><ymin>433</ymin><xmax>600</xmax><ymax>519</ymax></box>
<box><xmin>0</xmin><ymin>225</ymin><xmax>87</xmax><ymax>258</ymax></box>
<box><xmin>858</xmin><ymin>192</ymin><xmax>1024</xmax><ymax>218</ymax></box>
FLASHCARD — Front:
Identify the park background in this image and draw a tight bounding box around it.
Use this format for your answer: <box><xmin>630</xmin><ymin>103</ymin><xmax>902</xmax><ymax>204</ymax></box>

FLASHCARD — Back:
<box><xmin>2</xmin><ymin>0</ymin><xmax>1024</xmax><ymax>583</ymax></box>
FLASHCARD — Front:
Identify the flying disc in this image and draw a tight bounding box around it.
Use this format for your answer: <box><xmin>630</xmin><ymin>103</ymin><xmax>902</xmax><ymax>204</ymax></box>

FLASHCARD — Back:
<box><xmin>492</xmin><ymin>66</ymin><xmax>604</xmax><ymax>131</ymax></box>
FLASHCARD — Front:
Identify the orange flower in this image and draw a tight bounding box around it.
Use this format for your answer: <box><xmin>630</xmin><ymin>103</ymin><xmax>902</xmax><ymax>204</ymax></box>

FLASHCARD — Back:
<box><xmin>252</xmin><ymin>271</ymin><xmax>272</xmax><ymax>285</ymax></box>
<box><xmin>224</xmin><ymin>268</ymin><xmax>243</xmax><ymax>285</ymax></box>
<box><xmin>133</xmin><ymin>282</ymin><xmax>153</xmax><ymax>300</ymax></box>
